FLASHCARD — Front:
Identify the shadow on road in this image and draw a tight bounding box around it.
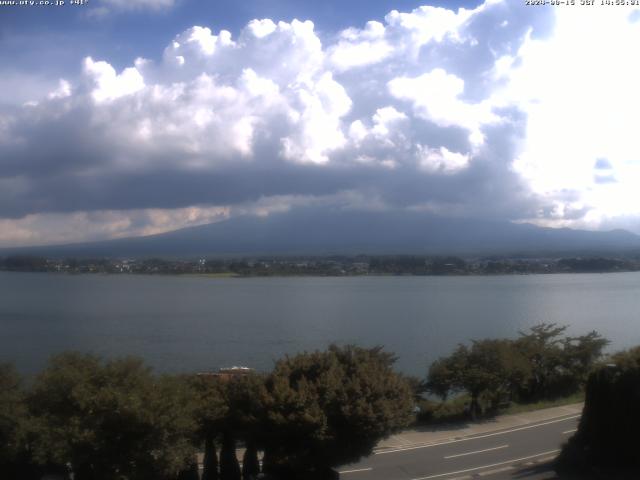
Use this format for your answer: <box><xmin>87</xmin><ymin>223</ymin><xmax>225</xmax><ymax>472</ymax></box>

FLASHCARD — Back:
<box><xmin>411</xmin><ymin>416</ymin><xmax>501</xmax><ymax>434</ymax></box>
<box><xmin>507</xmin><ymin>462</ymin><xmax>640</xmax><ymax>480</ymax></box>
<box><xmin>510</xmin><ymin>461</ymin><xmax>559</xmax><ymax>479</ymax></box>
<box><xmin>480</xmin><ymin>460</ymin><xmax>582</xmax><ymax>480</ymax></box>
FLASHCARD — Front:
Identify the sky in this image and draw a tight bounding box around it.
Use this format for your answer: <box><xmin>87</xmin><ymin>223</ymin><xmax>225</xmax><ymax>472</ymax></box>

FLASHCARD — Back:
<box><xmin>1</xmin><ymin>0</ymin><xmax>640</xmax><ymax>247</ymax></box>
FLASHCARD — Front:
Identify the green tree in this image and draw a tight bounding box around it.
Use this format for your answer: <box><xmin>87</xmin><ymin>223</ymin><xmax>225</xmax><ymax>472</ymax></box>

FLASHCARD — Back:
<box><xmin>201</xmin><ymin>433</ymin><xmax>219</xmax><ymax>480</ymax></box>
<box><xmin>0</xmin><ymin>364</ymin><xmax>24</xmax><ymax>463</ymax></box>
<box><xmin>515</xmin><ymin>323</ymin><xmax>568</xmax><ymax>400</ymax></box>
<box><xmin>427</xmin><ymin>340</ymin><xmax>529</xmax><ymax>419</ymax></box>
<box><xmin>176</xmin><ymin>458</ymin><xmax>200</xmax><ymax>480</ymax></box>
<box><xmin>609</xmin><ymin>345</ymin><xmax>640</xmax><ymax>370</ymax></box>
<box><xmin>262</xmin><ymin>345</ymin><xmax>414</xmax><ymax>478</ymax></box>
<box><xmin>427</xmin><ymin>325</ymin><xmax>609</xmax><ymax>415</ymax></box>
<box><xmin>192</xmin><ymin>375</ymin><xmax>227</xmax><ymax>480</ymax></box>
<box><xmin>241</xmin><ymin>442</ymin><xmax>260</xmax><ymax>480</ymax></box>
<box><xmin>28</xmin><ymin>353</ymin><xmax>198</xmax><ymax>480</ymax></box>
<box><xmin>403</xmin><ymin>375</ymin><xmax>427</xmax><ymax>402</ymax></box>
<box><xmin>561</xmin><ymin>331</ymin><xmax>609</xmax><ymax>389</ymax></box>
<box><xmin>192</xmin><ymin>372</ymin><xmax>266</xmax><ymax>480</ymax></box>
<box><xmin>0</xmin><ymin>363</ymin><xmax>39</xmax><ymax>480</ymax></box>
<box><xmin>219</xmin><ymin>431</ymin><xmax>241</xmax><ymax>480</ymax></box>
<box><xmin>426</xmin><ymin>347</ymin><xmax>466</xmax><ymax>402</ymax></box>
<box><xmin>148</xmin><ymin>374</ymin><xmax>201</xmax><ymax>479</ymax></box>
<box><xmin>219</xmin><ymin>374</ymin><xmax>267</xmax><ymax>479</ymax></box>
<box><xmin>515</xmin><ymin>324</ymin><xmax>608</xmax><ymax>400</ymax></box>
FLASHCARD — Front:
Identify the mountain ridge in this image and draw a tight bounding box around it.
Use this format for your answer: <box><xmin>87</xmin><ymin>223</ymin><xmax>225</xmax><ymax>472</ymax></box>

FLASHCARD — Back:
<box><xmin>2</xmin><ymin>209</ymin><xmax>640</xmax><ymax>258</ymax></box>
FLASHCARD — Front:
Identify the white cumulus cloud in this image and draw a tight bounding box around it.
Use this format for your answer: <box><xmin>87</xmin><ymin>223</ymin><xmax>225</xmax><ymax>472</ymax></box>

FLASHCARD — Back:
<box><xmin>388</xmin><ymin>68</ymin><xmax>499</xmax><ymax>147</ymax></box>
<box><xmin>84</xmin><ymin>57</ymin><xmax>145</xmax><ymax>103</ymax></box>
<box><xmin>13</xmin><ymin>0</ymin><xmax>637</xmax><ymax>246</ymax></box>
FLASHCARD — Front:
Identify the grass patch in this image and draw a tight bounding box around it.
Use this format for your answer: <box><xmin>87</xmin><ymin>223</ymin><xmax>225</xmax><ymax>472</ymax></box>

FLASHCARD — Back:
<box><xmin>499</xmin><ymin>392</ymin><xmax>584</xmax><ymax>415</ymax></box>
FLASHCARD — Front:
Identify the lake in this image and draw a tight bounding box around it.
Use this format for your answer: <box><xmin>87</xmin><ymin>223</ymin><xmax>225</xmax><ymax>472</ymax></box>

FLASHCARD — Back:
<box><xmin>1</xmin><ymin>271</ymin><xmax>639</xmax><ymax>377</ymax></box>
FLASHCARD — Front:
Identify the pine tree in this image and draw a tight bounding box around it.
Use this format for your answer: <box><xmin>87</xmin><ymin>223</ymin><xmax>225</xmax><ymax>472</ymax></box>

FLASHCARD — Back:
<box><xmin>241</xmin><ymin>441</ymin><xmax>260</xmax><ymax>480</ymax></box>
<box><xmin>219</xmin><ymin>431</ymin><xmax>241</xmax><ymax>480</ymax></box>
<box><xmin>201</xmin><ymin>433</ymin><xmax>219</xmax><ymax>480</ymax></box>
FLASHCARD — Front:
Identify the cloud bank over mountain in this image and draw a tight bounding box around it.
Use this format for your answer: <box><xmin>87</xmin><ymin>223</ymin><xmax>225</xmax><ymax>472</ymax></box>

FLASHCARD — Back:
<box><xmin>1</xmin><ymin>1</ymin><xmax>639</xmax><ymax>246</ymax></box>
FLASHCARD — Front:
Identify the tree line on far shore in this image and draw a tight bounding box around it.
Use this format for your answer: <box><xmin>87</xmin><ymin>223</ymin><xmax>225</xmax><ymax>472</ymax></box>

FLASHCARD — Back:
<box><xmin>3</xmin><ymin>254</ymin><xmax>639</xmax><ymax>277</ymax></box>
<box><xmin>0</xmin><ymin>324</ymin><xmax>630</xmax><ymax>480</ymax></box>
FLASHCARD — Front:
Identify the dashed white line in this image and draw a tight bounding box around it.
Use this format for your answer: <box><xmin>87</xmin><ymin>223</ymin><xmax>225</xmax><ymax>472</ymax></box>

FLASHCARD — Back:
<box><xmin>411</xmin><ymin>449</ymin><xmax>561</xmax><ymax>480</ymax></box>
<box><xmin>338</xmin><ymin>467</ymin><xmax>373</xmax><ymax>474</ymax></box>
<box><xmin>562</xmin><ymin>428</ymin><xmax>577</xmax><ymax>434</ymax></box>
<box><xmin>376</xmin><ymin>414</ymin><xmax>579</xmax><ymax>455</ymax></box>
<box><xmin>444</xmin><ymin>444</ymin><xmax>509</xmax><ymax>459</ymax></box>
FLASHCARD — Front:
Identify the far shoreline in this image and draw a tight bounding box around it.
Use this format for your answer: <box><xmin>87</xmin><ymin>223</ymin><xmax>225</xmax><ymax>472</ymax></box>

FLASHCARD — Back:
<box><xmin>2</xmin><ymin>269</ymin><xmax>639</xmax><ymax>278</ymax></box>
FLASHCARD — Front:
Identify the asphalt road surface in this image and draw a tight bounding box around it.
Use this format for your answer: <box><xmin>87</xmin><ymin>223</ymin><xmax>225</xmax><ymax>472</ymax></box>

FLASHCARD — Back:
<box><xmin>338</xmin><ymin>413</ymin><xmax>580</xmax><ymax>480</ymax></box>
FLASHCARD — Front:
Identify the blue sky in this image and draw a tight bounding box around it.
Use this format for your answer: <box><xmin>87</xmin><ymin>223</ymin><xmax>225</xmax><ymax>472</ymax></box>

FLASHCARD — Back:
<box><xmin>1</xmin><ymin>1</ymin><xmax>482</xmax><ymax>71</ymax></box>
<box><xmin>1</xmin><ymin>0</ymin><xmax>640</xmax><ymax>246</ymax></box>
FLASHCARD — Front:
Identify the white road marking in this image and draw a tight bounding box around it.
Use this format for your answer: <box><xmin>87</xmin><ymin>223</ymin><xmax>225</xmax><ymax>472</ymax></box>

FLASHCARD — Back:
<box><xmin>562</xmin><ymin>428</ymin><xmax>577</xmax><ymax>434</ymax></box>
<box><xmin>411</xmin><ymin>449</ymin><xmax>561</xmax><ymax>480</ymax></box>
<box><xmin>444</xmin><ymin>444</ymin><xmax>509</xmax><ymax>459</ymax></box>
<box><xmin>338</xmin><ymin>467</ymin><xmax>373</xmax><ymax>474</ymax></box>
<box><xmin>376</xmin><ymin>414</ymin><xmax>579</xmax><ymax>455</ymax></box>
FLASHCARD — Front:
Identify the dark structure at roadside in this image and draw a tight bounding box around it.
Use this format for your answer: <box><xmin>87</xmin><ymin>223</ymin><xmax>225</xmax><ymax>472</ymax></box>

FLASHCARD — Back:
<box><xmin>556</xmin><ymin>350</ymin><xmax>640</xmax><ymax>479</ymax></box>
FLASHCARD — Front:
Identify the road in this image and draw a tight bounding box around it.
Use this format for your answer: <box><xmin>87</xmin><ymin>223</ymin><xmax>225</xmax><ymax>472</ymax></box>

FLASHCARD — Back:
<box><xmin>337</xmin><ymin>412</ymin><xmax>579</xmax><ymax>480</ymax></box>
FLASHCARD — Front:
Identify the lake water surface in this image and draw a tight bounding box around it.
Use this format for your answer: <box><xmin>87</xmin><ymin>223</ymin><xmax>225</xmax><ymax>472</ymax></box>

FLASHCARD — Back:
<box><xmin>1</xmin><ymin>271</ymin><xmax>639</xmax><ymax>377</ymax></box>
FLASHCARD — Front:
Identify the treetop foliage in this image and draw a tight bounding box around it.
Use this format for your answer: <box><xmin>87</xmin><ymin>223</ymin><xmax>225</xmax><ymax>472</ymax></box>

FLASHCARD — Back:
<box><xmin>610</xmin><ymin>345</ymin><xmax>640</xmax><ymax>371</ymax></box>
<box><xmin>0</xmin><ymin>363</ymin><xmax>27</xmax><ymax>466</ymax></box>
<box><xmin>1</xmin><ymin>345</ymin><xmax>414</xmax><ymax>480</ymax></box>
<box><xmin>263</xmin><ymin>345</ymin><xmax>414</xmax><ymax>473</ymax></box>
<box><xmin>0</xmin><ymin>333</ymin><xmax>622</xmax><ymax>480</ymax></box>
<box><xmin>426</xmin><ymin>324</ymin><xmax>609</xmax><ymax>417</ymax></box>
<box><xmin>27</xmin><ymin>352</ymin><xmax>198</xmax><ymax>480</ymax></box>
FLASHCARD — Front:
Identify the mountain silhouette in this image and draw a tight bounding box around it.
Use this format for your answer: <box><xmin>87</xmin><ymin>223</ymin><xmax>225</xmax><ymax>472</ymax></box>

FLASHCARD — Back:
<box><xmin>3</xmin><ymin>209</ymin><xmax>640</xmax><ymax>258</ymax></box>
